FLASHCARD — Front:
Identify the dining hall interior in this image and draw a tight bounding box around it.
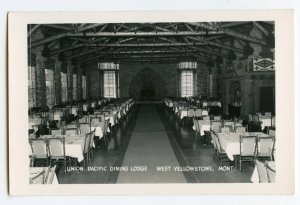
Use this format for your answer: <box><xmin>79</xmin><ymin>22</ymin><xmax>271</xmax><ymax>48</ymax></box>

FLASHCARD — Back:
<box><xmin>27</xmin><ymin>21</ymin><xmax>276</xmax><ymax>184</ymax></box>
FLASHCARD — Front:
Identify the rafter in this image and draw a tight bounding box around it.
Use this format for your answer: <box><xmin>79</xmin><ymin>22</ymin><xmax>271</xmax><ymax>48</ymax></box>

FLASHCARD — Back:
<box><xmin>220</xmin><ymin>21</ymin><xmax>250</xmax><ymax>28</ymax></box>
<box><xmin>187</xmin><ymin>22</ymin><xmax>266</xmax><ymax>45</ymax></box>
<box><xmin>77</xmin><ymin>23</ymin><xmax>105</xmax><ymax>32</ymax></box>
<box><xmin>63</xmin><ymin>30</ymin><xmax>225</xmax><ymax>38</ymax></box>
<box><xmin>75</xmin><ymin>49</ymin><xmax>204</xmax><ymax>62</ymax></box>
<box><xmin>43</xmin><ymin>24</ymin><xmax>73</xmax><ymax>31</ymax></box>
<box><xmin>78</xmin><ymin>53</ymin><xmax>207</xmax><ymax>64</ymax></box>
<box><xmin>27</xmin><ymin>24</ymin><xmax>40</xmax><ymax>37</ymax></box>
<box><xmin>50</xmin><ymin>44</ymin><xmax>84</xmax><ymax>56</ymax></box>
<box><xmin>29</xmin><ymin>23</ymin><xmax>105</xmax><ymax>48</ymax></box>
<box><xmin>83</xmin><ymin>42</ymin><xmax>208</xmax><ymax>47</ymax></box>
<box><xmin>253</xmin><ymin>22</ymin><xmax>269</xmax><ymax>36</ymax></box>
<box><xmin>65</xmin><ymin>47</ymin><xmax>106</xmax><ymax>60</ymax></box>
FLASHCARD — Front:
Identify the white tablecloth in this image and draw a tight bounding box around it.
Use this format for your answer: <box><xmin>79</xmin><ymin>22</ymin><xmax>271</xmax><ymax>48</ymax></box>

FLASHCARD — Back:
<box><xmin>217</xmin><ymin>132</ymin><xmax>269</xmax><ymax>161</ymax></box>
<box><xmin>35</xmin><ymin>134</ymin><xmax>92</xmax><ymax>162</ymax></box>
<box><xmin>91</xmin><ymin>123</ymin><xmax>110</xmax><ymax>139</ymax></box>
<box><xmin>64</xmin><ymin>134</ymin><xmax>89</xmax><ymax>162</ymax></box>
<box><xmin>180</xmin><ymin>109</ymin><xmax>209</xmax><ymax>119</ymax></box>
<box><xmin>83</xmin><ymin>104</ymin><xmax>88</xmax><ymax>111</ymax></box>
<box><xmin>192</xmin><ymin>121</ymin><xmax>211</xmax><ymax>136</ymax></box>
<box><xmin>105</xmin><ymin>115</ymin><xmax>115</xmax><ymax>126</ymax></box>
<box><xmin>259</xmin><ymin>117</ymin><xmax>272</xmax><ymax>129</ymax></box>
<box><xmin>180</xmin><ymin>110</ymin><xmax>188</xmax><ymax>119</ymax></box>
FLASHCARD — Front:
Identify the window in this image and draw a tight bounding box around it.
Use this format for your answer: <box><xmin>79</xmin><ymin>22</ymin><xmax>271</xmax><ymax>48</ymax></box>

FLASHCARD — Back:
<box><xmin>28</xmin><ymin>66</ymin><xmax>37</xmax><ymax>108</ymax></box>
<box><xmin>45</xmin><ymin>69</ymin><xmax>55</xmax><ymax>106</ymax></box>
<box><xmin>103</xmin><ymin>71</ymin><xmax>116</xmax><ymax>98</ymax></box>
<box><xmin>181</xmin><ymin>70</ymin><xmax>194</xmax><ymax>97</ymax></box>
<box><xmin>72</xmin><ymin>74</ymin><xmax>77</xmax><ymax>101</ymax></box>
<box><xmin>61</xmin><ymin>72</ymin><xmax>68</xmax><ymax>102</ymax></box>
<box><xmin>82</xmin><ymin>75</ymin><xmax>87</xmax><ymax>99</ymax></box>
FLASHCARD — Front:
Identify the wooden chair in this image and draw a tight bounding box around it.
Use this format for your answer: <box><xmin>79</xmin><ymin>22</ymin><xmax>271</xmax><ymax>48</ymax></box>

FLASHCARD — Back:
<box><xmin>265</xmin><ymin>112</ymin><xmax>272</xmax><ymax>117</ymax></box>
<box><xmin>30</xmin><ymin>169</ymin><xmax>46</xmax><ymax>184</ymax></box>
<box><xmin>235</xmin><ymin>126</ymin><xmax>246</xmax><ymax>133</ymax></box>
<box><xmin>221</xmin><ymin>127</ymin><xmax>230</xmax><ymax>133</ymax></box>
<box><xmin>45</xmin><ymin>165</ymin><xmax>57</xmax><ymax>184</ymax></box>
<box><xmin>266</xmin><ymin>164</ymin><xmax>276</xmax><ymax>183</ymax></box>
<box><xmin>224</xmin><ymin>125</ymin><xmax>234</xmax><ymax>132</ymax></box>
<box><xmin>66</xmin><ymin>123</ymin><xmax>77</xmax><ymax>129</ymax></box>
<box><xmin>195</xmin><ymin>109</ymin><xmax>202</xmax><ymax>118</ymax></box>
<box><xmin>90</xmin><ymin>117</ymin><xmax>100</xmax><ymax>123</ymax></box>
<box><xmin>29</xmin><ymin>138</ymin><xmax>49</xmax><ymax>166</ymax></box>
<box><xmin>78</xmin><ymin>117</ymin><xmax>88</xmax><ymax>123</ymax></box>
<box><xmin>83</xmin><ymin>133</ymin><xmax>92</xmax><ymax>166</ymax></box>
<box><xmin>89</xmin><ymin>130</ymin><xmax>96</xmax><ymax>160</ymax></box>
<box><xmin>65</xmin><ymin>128</ymin><xmax>78</xmax><ymax>135</ymax></box>
<box><xmin>211</xmin><ymin>123</ymin><xmax>221</xmax><ymax>133</ymax></box>
<box><xmin>253</xmin><ymin>114</ymin><xmax>260</xmax><ymax>122</ymax></box>
<box><xmin>255</xmin><ymin>160</ymin><xmax>268</xmax><ymax>183</ymax></box>
<box><xmin>202</xmin><ymin>116</ymin><xmax>210</xmax><ymax>121</ymax></box>
<box><xmin>214</xmin><ymin>116</ymin><xmax>221</xmax><ymax>121</ymax></box>
<box><xmin>47</xmin><ymin>137</ymin><xmax>67</xmax><ymax>174</ymax></box>
<box><xmin>271</xmin><ymin>117</ymin><xmax>276</xmax><ymax>128</ymax></box>
<box><xmin>50</xmin><ymin>128</ymin><xmax>62</xmax><ymax>135</ymax></box>
<box><xmin>268</xmin><ymin>129</ymin><xmax>276</xmax><ymax>137</ymax></box>
<box><xmin>192</xmin><ymin>118</ymin><xmax>201</xmax><ymax>139</ymax></box>
<box><xmin>210</xmin><ymin>132</ymin><xmax>218</xmax><ymax>160</ymax></box>
<box><xmin>187</xmin><ymin>109</ymin><xmax>195</xmax><ymax>118</ymax></box>
<box><xmin>79</xmin><ymin>123</ymin><xmax>91</xmax><ymax>134</ymax></box>
<box><xmin>257</xmin><ymin>136</ymin><xmax>275</xmax><ymax>161</ymax></box>
<box><xmin>214</xmin><ymin>134</ymin><xmax>230</xmax><ymax>166</ymax></box>
<box><xmin>248</xmin><ymin>114</ymin><xmax>253</xmax><ymax>121</ymax></box>
<box><xmin>238</xmin><ymin>136</ymin><xmax>257</xmax><ymax>171</ymax></box>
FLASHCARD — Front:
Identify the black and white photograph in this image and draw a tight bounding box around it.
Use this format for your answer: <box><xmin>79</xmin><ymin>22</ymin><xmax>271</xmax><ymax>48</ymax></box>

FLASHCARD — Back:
<box><xmin>8</xmin><ymin>10</ymin><xmax>294</xmax><ymax>195</ymax></box>
<box><xmin>26</xmin><ymin>21</ymin><xmax>277</xmax><ymax>184</ymax></box>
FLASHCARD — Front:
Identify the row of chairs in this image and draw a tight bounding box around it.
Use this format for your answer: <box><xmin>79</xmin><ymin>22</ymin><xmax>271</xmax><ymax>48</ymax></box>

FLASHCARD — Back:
<box><xmin>193</xmin><ymin>119</ymin><xmax>245</xmax><ymax>139</ymax></box>
<box><xmin>29</xmin><ymin>131</ymin><xmax>95</xmax><ymax>173</ymax></box>
<box><xmin>210</xmin><ymin>132</ymin><xmax>275</xmax><ymax>171</ymax></box>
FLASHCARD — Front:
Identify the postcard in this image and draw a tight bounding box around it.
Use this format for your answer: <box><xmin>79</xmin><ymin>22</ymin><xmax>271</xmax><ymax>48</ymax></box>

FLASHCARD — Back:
<box><xmin>8</xmin><ymin>10</ymin><xmax>294</xmax><ymax>195</ymax></box>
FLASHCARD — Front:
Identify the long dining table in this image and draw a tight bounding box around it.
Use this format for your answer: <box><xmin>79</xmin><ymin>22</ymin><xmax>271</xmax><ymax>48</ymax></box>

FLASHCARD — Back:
<box><xmin>192</xmin><ymin>120</ymin><xmax>211</xmax><ymax>136</ymax></box>
<box><xmin>37</xmin><ymin>134</ymin><xmax>94</xmax><ymax>162</ymax></box>
<box><xmin>91</xmin><ymin>122</ymin><xmax>110</xmax><ymax>139</ymax></box>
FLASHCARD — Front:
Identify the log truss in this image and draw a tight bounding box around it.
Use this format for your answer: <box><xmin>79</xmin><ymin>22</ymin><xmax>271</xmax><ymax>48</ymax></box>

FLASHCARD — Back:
<box><xmin>28</xmin><ymin>22</ymin><xmax>274</xmax><ymax>64</ymax></box>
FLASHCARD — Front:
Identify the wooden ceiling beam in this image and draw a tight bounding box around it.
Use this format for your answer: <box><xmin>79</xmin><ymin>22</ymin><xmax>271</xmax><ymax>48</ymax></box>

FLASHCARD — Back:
<box><xmin>43</xmin><ymin>24</ymin><xmax>73</xmax><ymax>31</ymax></box>
<box><xmin>76</xmin><ymin>23</ymin><xmax>105</xmax><ymax>32</ymax></box>
<box><xmin>63</xmin><ymin>30</ymin><xmax>224</xmax><ymax>38</ymax></box>
<box><xmin>29</xmin><ymin>23</ymin><xmax>105</xmax><ymax>48</ymax></box>
<box><xmin>83</xmin><ymin>42</ymin><xmax>208</xmax><ymax>47</ymax></box>
<box><xmin>50</xmin><ymin>44</ymin><xmax>84</xmax><ymax>56</ymax></box>
<box><xmin>253</xmin><ymin>22</ymin><xmax>269</xmax><ymax>36</ymax></box>
<box><xmin>187</xmin><ymin>22</ymin><xmax>266</xmax><ymax>45</ymax></box>
<box><xmin>75</xmin><ymin>49</ymin><xmax>204</xmax><ymax>62</ymax></box>
<box><xmin>220</xmin><ymin>21</ymin><xmax>250</xmax><ymax>28</ymax></box>
<box><xmin>27</xmin><ymin>24</ymin><xmax>40</xmax><ymax>37</ymax></box>
<box><xmin>65</xmin><ymin>47</ymin><xmax>106</xmax><ymax>60</ymax></box>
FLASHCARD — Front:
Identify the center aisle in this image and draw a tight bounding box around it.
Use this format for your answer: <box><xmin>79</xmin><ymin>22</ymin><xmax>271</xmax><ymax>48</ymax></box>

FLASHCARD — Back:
<box><xmin>117</xmin><ymin>104</ymin><xmax>186</xmax><ymax>183</ymax></box>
